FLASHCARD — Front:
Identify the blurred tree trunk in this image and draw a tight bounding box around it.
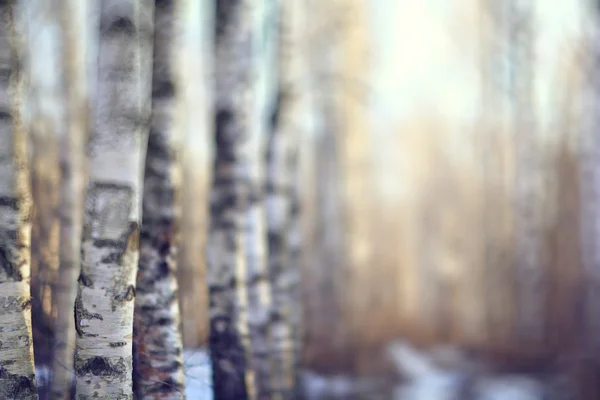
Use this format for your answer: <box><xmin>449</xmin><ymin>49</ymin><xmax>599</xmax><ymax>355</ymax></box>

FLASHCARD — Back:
<box><xmin>299</xmin><ymin>0</ymin><xmax>347</xmax><ymax>373</ymax></box>
<box><xmin>25</xmin><ymin>0</ymin><xmax>63</xmax><ymax>368</ymax></box>
<box><xmin>335</xmin><ymin>0</ymin><xmax>374</xmax><ymax>364</ymax></box>
<box><xmin>49</xmin><ymin>0</ymin><xmax>90</xmax><ymax>398</ymax></box>
<box><xmin>176</xmin><ymin>0</ymin><xmax>211</xmax><ymax>349</ymax></box>
<box><xmin>0</xmin><ymin>2</ymin><xmax>38</xmax><ymax>398</ymax></box>
<box><xmin>73</xmin><ymin>1</ymin><xmax>154</xmax><ymax>398</ymax></box>
<box><xmin>510</xmin><ymin>0</ymin><xmax>546</xmax><ymax>349</ymax></box>
<box><xmin>132</xmin><ymin>0</ymin><xmax>186</xmax><ymax>398</ymax></box>
<box><xmin>208</xmin><ymin>0</ymin><xmax>273</xmax><ymax>398</ymax></box>
<box><xmin>265</xmin><ymin>0</ymin><xmax>306</xmax><ymax>396</ymax></box>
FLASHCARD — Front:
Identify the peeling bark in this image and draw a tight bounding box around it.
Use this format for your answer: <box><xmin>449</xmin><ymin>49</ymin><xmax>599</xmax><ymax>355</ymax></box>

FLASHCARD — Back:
<box><xmin>208</xmin><ymin>0</ymin><xmax>272</xmax><ymax>398</ymax></box>
<box><xmin>0</xmin><ymin>2</ymin><xmax>38</xmax><ymax>399</ymax></box>
<box><xmin>74</xmin><ymin>1</ymin><xmax>154</xmax><ymax>398</ymax></box>
<box><xmin>49</xmin><ymin>0</ymin><xmax>90</xmax><ymax>398</ymax></box>
<box><xmin>266</xmin><ymin>0</ymin><xmax>305</xmax><ymax>397</ymax></box>
<box><xmin>132</xmin><ymin>0</ymin><xmax>186</xmax><ymax>398</ymax></box>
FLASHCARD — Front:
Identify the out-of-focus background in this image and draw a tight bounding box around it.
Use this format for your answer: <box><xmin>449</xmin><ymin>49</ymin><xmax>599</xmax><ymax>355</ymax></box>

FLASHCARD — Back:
<box><xmin>21</xmin><ymin>0</ymin><xmax>600</xmax><ymax>398</ymax></box>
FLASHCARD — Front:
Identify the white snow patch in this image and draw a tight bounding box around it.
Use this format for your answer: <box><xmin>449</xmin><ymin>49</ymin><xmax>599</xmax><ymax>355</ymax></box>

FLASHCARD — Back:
<box><xmin>183</xmin><ymin>348</ymin><xmax>213</xmax><ymax>399</ymax></box>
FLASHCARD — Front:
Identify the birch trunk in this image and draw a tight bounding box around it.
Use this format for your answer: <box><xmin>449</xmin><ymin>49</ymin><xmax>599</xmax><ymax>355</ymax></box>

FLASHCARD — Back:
<box><xmin>25</xmin><ymin>0</ymin><xmax>63</xmax><ymax>367</ymax></box>
<box><xmin>132</xmin><ymin>0</ymin><xmax>186</xmax><ymax>398</ymax></box>
<box><xmin>510</xmin><ymin>0</ymin><xmax>545</xmax><ymax>349</ymax></box>
<box><xmin>266</xmin><ymin>0</ymin><xmax>305</xmax><ymax>396</ymax></box>
<box><xmin>208</xmin><ymin>0</ymin><xmax>272</xmax><ymax>398</ymax></box>
<box><xmin>49</xmin><ymin>0</ymin><xmax>90</xmax><ymax>398</ymax></box>
<box><xmin>0</xmin><ymin>2</ymin><xmax>38</xmax><ymax>399</ymax></box>
<box><xmin>74</xmin><ymin>1</ymin><xmax>154</xmax><ymax>398</ymax></box>
<box><xmin>176</xmin><ymin>0</ymin><xmax>212</xmax><ymax>349</ymax></box>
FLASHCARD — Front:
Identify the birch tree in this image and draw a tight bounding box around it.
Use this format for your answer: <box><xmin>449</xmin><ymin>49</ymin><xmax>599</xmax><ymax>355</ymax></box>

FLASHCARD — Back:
<box><xmin>132</xmin><ymin>0</ymin><xmax>186</xmax><ymax>398</ymax></box>
<box><xmin>25</xmin><ymin>0</ymin><xmax>63</xmax><ymax>365</ymax></box>
<box><xmin>510</xmin><ymin>0</ymin><xmax>545</xmax><ymax>348</ymax></box>
<box><xmin>266</xmin><ymin>0</ymin><xmax>306</xmax><ymax>396</ymax></box>
<box><xmin>0</xmin><ymin>1</ymin><xmax>38</xmax><ymax>399</ymax></box>
<box><xmin>49</xmin><ymin>0</ymin><xmax>90</xmax><ymax>398</ymax></box>
<box><xmin>208</xmin><ymin>0</ymin><xmax>273</xmax><ymax>398</ymax></box>
<box><xmin>73</xmin><ymin>1</ymin><xmax>154</xmax><ymax>398</ymax></box>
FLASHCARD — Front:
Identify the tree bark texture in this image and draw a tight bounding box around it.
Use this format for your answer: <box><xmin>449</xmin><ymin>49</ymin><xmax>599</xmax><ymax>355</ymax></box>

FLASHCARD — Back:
<box><xmin>266</xmin><ymin>0</ymin><xmax>305</xmax><ymax>396</ymax></box>
<box><xmin>0</xmin><ymin>2</ymin><xmax>38</xmax><ymax>399</ymax></box>
<box><xmin>49</xmin><ymin>0</ymin><xmax>90</xmax><ymax>398</ymax></box>
<box><xmin>208</xmin><ymin>0</ymin><xmax>272</xmax><ymax>398</ymax></box>
<box><xmin>132</xmin><ymin>0</ymin><xmax>186</xmax><ymax>398</ymax></box>
<box><xmin>74</xmin><ymin>1</ymin><xmax>154</xmax><ymax>398</ymax></box>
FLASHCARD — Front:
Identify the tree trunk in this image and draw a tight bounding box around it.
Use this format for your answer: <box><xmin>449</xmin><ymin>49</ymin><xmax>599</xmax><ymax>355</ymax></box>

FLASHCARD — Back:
<box><xmin>24</xmin><ymin>0</ymin><xmax>64</xmax><ymax>368</ymax></box>
<box><xmin>208</xmin><ymin>0</ymin><xmax>272</xmax><ymax>398</ymax></box>
<box><xmin>49</xmin><ymin>0</ymin><xmax>90</xmax><ymax>398</ymax></box>
<box><xmin>176</xmin><ymin>0</ymin><xmax>211</xmax><ymax>350</ymax></box>
<box><xmin>266</xmin><ymin>0</ymin><xmax>305</xmax><ymax>396</ymax></box>
<box><xmin>510</xmin><ymin>0</ymin><xmax>545</xmax><ymax>350</ymax></box>
<box><xmin>132</xmin><ymin>0</ymin><xmax>185</xmax><ymax>398</ymax></box>
<box><xmin>74</xmin><ymin>1</ymin><xmax>154</xmax><ymax>398</ymax></box>
<box><xmin>0</xmin><ymin>2</ymin><xmax>38</xmax><ymax>399</ymax></box>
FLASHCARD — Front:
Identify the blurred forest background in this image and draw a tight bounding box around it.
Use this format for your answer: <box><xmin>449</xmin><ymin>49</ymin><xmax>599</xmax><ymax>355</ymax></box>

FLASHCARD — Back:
<box><xmin>4</xmin><ymin>0</ymin><xmax>600</xmax><ymax>398</ymax></box>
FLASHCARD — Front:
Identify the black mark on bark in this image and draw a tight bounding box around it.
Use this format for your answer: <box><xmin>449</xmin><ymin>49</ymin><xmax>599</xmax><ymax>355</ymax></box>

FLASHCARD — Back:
<box><xmin>0</xmin><ymin>368</ymin><xmax>37</xmax><ymax>399</ymax></box>
<box><xmin>76</xmin><ymin>356</ymin><xmax>126</xmax><ymax>377</ymax></box>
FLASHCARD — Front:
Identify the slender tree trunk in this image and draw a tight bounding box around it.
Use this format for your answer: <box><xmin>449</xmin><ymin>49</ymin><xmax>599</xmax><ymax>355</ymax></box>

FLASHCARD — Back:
<box><xmin>74</xmin><ymin>1</ymin><xmax>154</xmax><ymax>398</ymax></box>
<box><xmin>510</xmin><ymin>0</ymin><xmax>545</xmax><ymax>349</ymax></box>
<box><xmin>266</xmin><ymin>0</ymin><xmax>305</xmax><ymax>396</ymax></box>
<box><xmin>49</xmin><ymin>0</ymin><xmax>90</xmax><ymax>398</ymax></box>
<box><xmin>176</xmin><ymin>0</ymin><xmax>212</xmax><ymax>350</ymax></box>
<box><xmin>25</xmin><ymin>0</ymin><xmax>64</xmax><ymax>367</ymax></box>
<box><xmin>132</xmin><ymin>1</ymin><xmax>186</xmax><ymax>398</ymax></box>
<box><xmin>208</xmin><ymin>0</ymin><xmax>272</xmax><ymax>398</ymax></box>
<box><xmin>0</xmin><ymin>2</ymin><xmax>38</xmax><ymax>399</ymax></box>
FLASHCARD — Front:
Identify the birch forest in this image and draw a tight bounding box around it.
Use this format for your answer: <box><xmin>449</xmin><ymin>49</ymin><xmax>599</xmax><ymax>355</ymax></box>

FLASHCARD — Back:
<box><xmin>2</xmin><ymin>0</ymin><xmax>600</xmax><ymax>399</ymax></box>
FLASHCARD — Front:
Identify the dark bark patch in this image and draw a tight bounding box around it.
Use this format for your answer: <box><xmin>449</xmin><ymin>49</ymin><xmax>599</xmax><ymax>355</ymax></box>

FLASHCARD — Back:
<box><xmin>156</xmin><ymin>261</ymin><xmax>170</xmax><ymax>280</ymax></box>
<box><xmin>20</xmin><ymin>298</ymin><xmax>31</xmax><ymax>311</ymax></box>
<box><xmin>155</xmin><ymin>0</ymin><xmax>173</xmax><ymax>9</ymax></box>
<box><xmin>152</xmin><ymin>79</ymin><xmax>175</xmax><ymax>99</ymax></box>
<box><xmin>0</xmin><ymin>368</ymin><xmax>37</xmax><ymax>399</ymax></box>
<box><xmin>0</xmin><ymin>196</ymin><xmax>17</xmax><ymax>209</ymax></box>
<box><xmin>209</xmin><ymin>316</ymin><xmax>249</xmax><ymax>400</ymax></box>
<box><xmin>109</xmin><ymin>341</ymin><xmax>127</xmax><ymax>348</ymax></box>
<box><xmin>157</xmin><ymin>360</ymin><xmax>181</xmax><ymax>374</ymax></box>
<box><xmin>76</xmin><ymin>356</ymin><xmax>126</xmax><ymax>377</ymax></box>
<box><xmin>104</xmin><ymin>17</ymin><xmax>135</xmax><ymax>36</ymax></box>
<box><xmin>0</xmin><ymin>108</ymin><xmax>11</xmax><ymax>122</ymax></box>
<box><xmin>215</xmin><ymin>0</ymin><xmax>241</xmax><ymax>39</ymax></box>
<box><xmin>114</xmin><ymin>285</ymin><xmax>136</xmax><ymax>304</ymax></box>
<box><xmin>74</xmin><ymin>293</ymin><xmax>103</xmax><ymax>337</ymax></box>
<box><xmin>0</xmin><ymin>246</ymin><xmax>22</xmax><ymax>281</ymax></box>
<box><xmin>156</xmin><ymin>317</ymin><xmax>173</xmax><ymax>327</ymax></box>
<box><xmin>78</xmin><ymin>273</ymin><xmax>93</xmax><ymax>288</ymax></box>
<box><xmin>100</xmin><ymin>251</ymin><xmax>120</xmax><ymax>264</ymax></box>
<box><xmin>146</xmin><ymin>129</ymin><xmax>171</xmax><ymax>161</ymax></box>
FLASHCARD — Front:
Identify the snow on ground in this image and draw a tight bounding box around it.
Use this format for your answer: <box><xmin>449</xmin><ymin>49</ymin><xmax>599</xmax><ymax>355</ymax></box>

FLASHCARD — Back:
<box><xmin>183</xmin><ymin>348</ymin><xmax>213</xmax><ymax>399</ymax></box>
<box><xmin>35</xmin><ymin>343</ymin><xmax>576</xmax><ymax>399</ymax></box>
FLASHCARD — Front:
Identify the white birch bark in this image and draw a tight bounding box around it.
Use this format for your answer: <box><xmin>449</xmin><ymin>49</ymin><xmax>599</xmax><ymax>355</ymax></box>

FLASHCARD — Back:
<box><xmin>74</xmin><ymin>1</ymin><xmax>154</xmax><ymax>398</ymax></box>
<box><xmin>0</xmin><ymin>2</ymin><xmax>38</xmax><ymax>398</ymax></box>
<box><xmin>49</xmin><ymin>0</ymin><xmax>90</xmax><ymax>398</ymax></box>
<box><xmin>208</xmin><ymin>0</ymin><xmax>272</xmax><ymax>398</ymax></box>
<box><xmin>132</xmin><ymin>0</ymin><xmax>186</xmax><ymax>398</ymax></box>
